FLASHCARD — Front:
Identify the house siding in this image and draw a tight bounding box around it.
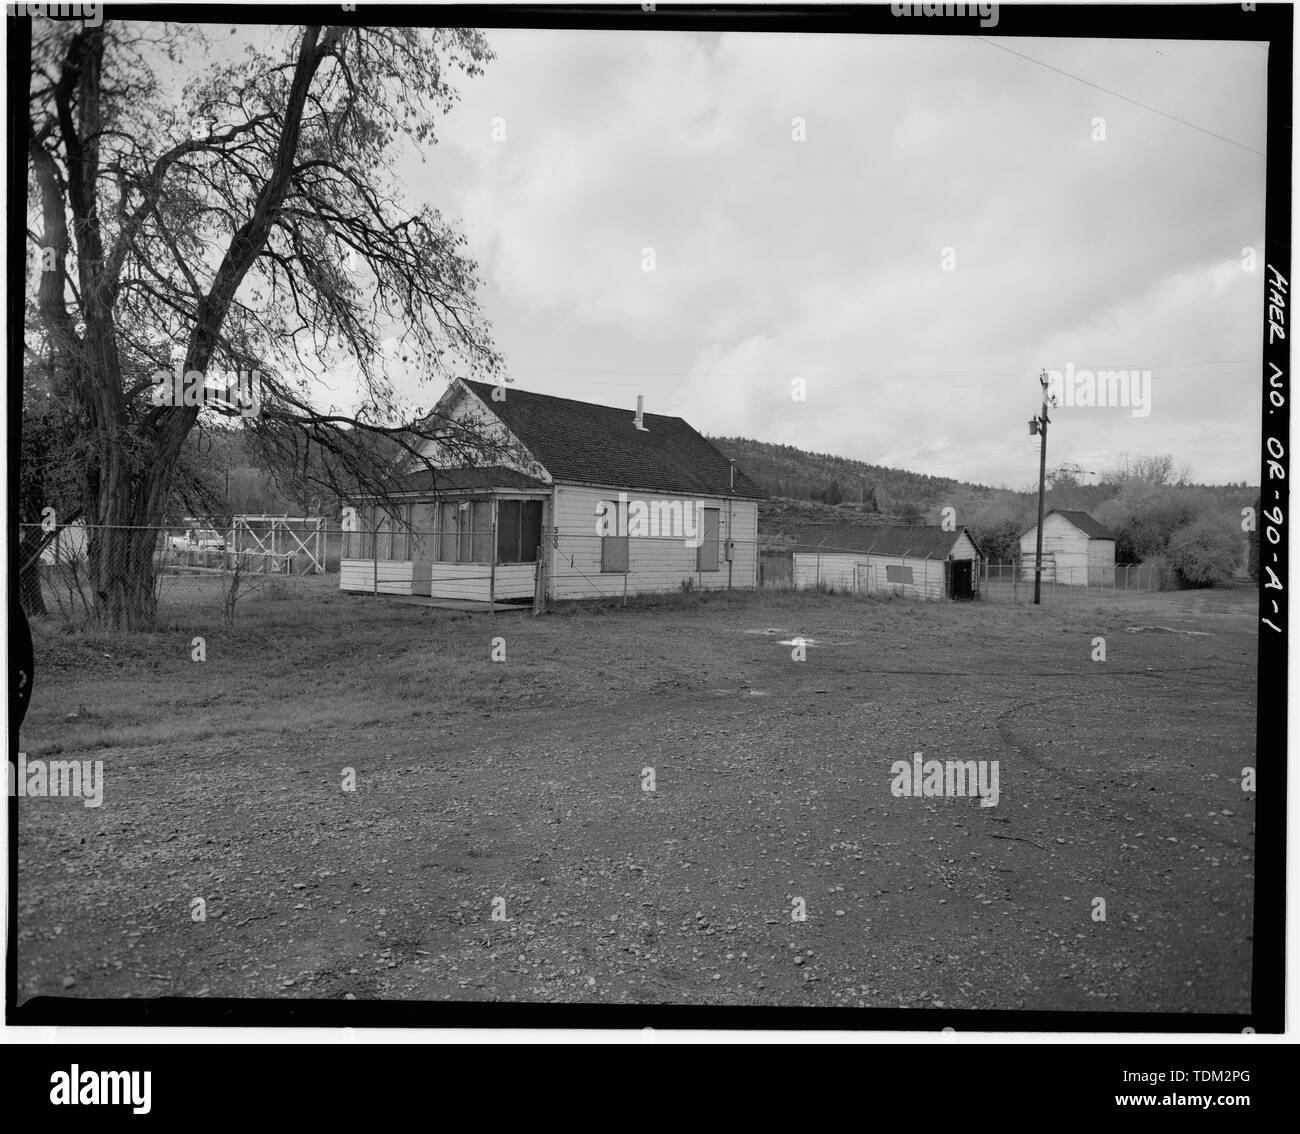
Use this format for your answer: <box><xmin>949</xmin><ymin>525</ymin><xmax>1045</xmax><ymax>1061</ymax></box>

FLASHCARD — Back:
<box><xmin>794</xmin><ymin>553</ymin><xmax>948</xmax><ymax>599</ymax></box>
<box><xmin>547</xmin><ymin>483</ymin><xmax>759</xmax><ymax>600</ymax></box>
<box><xmin>410</xmin><ymin>384</ymin><xmax>550</xmax><ymax>482</ymax></box>
<box><xmin>340</xmin><ymin>559</ymin><xmax>419</xmax><ymax>595</ymax></box>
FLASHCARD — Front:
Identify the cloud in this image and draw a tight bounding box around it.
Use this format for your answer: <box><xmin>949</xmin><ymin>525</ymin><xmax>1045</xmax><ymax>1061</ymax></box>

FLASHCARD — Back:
<box><xmin>389</xmin><ymin>29</ymin><xmax>1267</xmax><ymax>485</ymax></box>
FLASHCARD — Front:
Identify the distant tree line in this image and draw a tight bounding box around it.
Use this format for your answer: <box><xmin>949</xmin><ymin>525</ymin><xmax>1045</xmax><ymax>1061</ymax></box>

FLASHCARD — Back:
<box><xmin>727</xmin><ymin>436</ymin><xmax>1256</xmax><ymax>589</ymax></box>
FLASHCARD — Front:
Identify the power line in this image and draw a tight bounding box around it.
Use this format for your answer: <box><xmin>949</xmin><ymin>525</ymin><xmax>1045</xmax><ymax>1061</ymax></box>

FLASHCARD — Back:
<box><xmin>974</xmin><ymin>37</ymin><xmax>1266</xmax><ymax>158</ymax></box>
<box><xmin>502</xmin><ymin>358</ymin><xmax>1257</xmax><ymax>381</ymax></box>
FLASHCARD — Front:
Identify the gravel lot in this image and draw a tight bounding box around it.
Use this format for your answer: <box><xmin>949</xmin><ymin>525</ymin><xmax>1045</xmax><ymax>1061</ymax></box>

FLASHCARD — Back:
<box><xmin>16</xmin><ymin>583</ymin><xmax>1257</xmax><ymax>1011</ymax></box>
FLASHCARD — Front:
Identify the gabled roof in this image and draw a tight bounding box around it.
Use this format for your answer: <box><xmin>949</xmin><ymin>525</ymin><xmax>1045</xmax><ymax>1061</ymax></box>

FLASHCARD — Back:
<box><xmin>1020</xmin><ymin>509</ymin><xmax>1116</xmax><ymax>541</ymax></box>
<box><xmin>460</xmin><ymin>380</ymin><xmax>766</xmax><ymax>499</ymax></box>
<box><xmin>780</xmin><ymin>524</ymin><xmax>981</xmax><ymax>558</ymax></box>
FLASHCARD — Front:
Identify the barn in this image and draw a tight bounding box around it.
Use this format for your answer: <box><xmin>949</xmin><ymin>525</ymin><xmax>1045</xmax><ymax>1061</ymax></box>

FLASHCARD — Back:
<box><xmin>790</xmin><ymin>525</ymin><xmax>983</xmax><ymax>600</ymax></box>
<box><xmin>1018</xmin><ymin>509</ymin><xmax>1117</xmax><ymax>586</ymax></box>
<box><xmin>339</xmin><ymin>380</ymin><xmax>765</xmax><ymax>605</ymax></box>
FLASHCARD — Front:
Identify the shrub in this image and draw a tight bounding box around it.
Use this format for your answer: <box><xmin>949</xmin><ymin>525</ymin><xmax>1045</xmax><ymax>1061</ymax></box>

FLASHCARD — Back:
<box><xmin>1164</xmin><ymin>518</ymin><xmax>1240</xmax><ymax>587</ymax></box>
<box><xmin>1095</xmin><ymin>481</ymin><xmax>1196</xmax><ymax>562</ymax></box>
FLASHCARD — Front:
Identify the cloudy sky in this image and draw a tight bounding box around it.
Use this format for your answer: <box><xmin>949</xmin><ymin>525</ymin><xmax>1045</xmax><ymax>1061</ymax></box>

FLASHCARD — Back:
<box><xmin>274</xmin><ymin>25</ymin><xmax>1269</xmax><ymax>488</ymax></box>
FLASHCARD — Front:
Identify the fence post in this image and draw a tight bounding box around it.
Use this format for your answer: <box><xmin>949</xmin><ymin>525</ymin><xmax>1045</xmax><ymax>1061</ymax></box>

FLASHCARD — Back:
<box><xmin>372</xmin><ymin>524</ymin><xmax>378</xmax><ymax>596</ymax></box>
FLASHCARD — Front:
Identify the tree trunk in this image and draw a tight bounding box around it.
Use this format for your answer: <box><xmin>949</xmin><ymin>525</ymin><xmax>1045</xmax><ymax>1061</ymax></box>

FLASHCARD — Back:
<box><xmin>89</xmin><ymin>523</ymin><xmax>159</xmax><ymax>630</ymax></box>
<box><xmin>86</xmin><ymin>460</ymin><xmax>174</xmax><ymax>630</ymax></box>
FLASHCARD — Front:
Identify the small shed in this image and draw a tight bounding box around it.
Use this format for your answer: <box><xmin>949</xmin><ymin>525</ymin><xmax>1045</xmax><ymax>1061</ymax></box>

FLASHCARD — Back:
<box><xmin>1018</xmin><ymin>509</ymin><xmax>1116</xmax><ymax>586</ymax></box>
<box><xmin>791</xmin><ymin>524</ymin><xmax>982</xmax><ymax>600</ymax></box>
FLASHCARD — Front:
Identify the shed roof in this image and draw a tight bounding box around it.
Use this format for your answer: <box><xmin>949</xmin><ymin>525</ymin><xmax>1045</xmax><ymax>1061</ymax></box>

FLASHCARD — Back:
<box><xmin>781</xmin><ymin>524</ymin><xmax>980</xmax><ymax>558</ymax></box>
<box><xmin>460</xmin><ymin>380</ymin><xmax>766</xmax><ymax>499</ymax></box>
<box><xmin>1021</xmin><ymin>509</ymin><xmax>1116</xmax><ymax>541</ymax></box>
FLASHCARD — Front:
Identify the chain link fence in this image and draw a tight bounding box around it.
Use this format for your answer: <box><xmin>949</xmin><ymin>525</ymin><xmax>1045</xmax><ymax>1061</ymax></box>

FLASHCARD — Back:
<box><xmin>756</xmin><ymin>548</ymin><xmax>1171</xmax><ymax>600</ymax></box>
<box><xmin>21</xmin><ymin>519</ymin><xmax>762</xmax><ymax>622</ymax></box>
<box><xmin>19</xmin><ymin>521</ymin><xmax>344</xmax><ymax>624</ymax></box>
<box><xmin>21</xmin><ymin>520</ymin><xmax>1175</xmax><ymax>624</ymax></box>
<box><xmin>980</xmin><ymin>560</ymin><xmax>1171</xmax><ymax>601</ymax></box>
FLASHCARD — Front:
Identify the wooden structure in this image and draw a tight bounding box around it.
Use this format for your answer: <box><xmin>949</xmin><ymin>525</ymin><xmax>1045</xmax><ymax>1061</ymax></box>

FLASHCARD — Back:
<box><xmin>1018</xmin><ymin>509</ymin><xmax>1116</xmax><ymax>586</ymax></box>
<box><xmin>791</xmin><ymin>525</ymin><xmax>982</xmax><ymax>600</ymax></box>
<box><xmin>230</xmin><ymin>515</ymin><xmax>326</xmax><ymax>574</ymax></box>
<box><xmin>339</xmin><ymin>380</ymin><xmax>765</xmax><ymax>605</ymax></box>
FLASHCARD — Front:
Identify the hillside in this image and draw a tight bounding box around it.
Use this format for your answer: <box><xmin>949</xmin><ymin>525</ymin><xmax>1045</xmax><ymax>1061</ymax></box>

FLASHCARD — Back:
<box><xmin>711</xmin><ymin>436</ymin><xmax>1258</xmax><ymax>564</ymax></box>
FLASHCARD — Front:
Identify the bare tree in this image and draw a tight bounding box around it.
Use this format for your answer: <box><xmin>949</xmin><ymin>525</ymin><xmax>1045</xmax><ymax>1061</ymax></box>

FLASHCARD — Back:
<box><xmin>25</xmin><ymin>19</ymin><xmax>506</xmax><ymax>628</ymax></box>
<box><xmin>1100</xmin><ymin>453</ymin><xmax>1193</xmax><ymax>488</ymax></box>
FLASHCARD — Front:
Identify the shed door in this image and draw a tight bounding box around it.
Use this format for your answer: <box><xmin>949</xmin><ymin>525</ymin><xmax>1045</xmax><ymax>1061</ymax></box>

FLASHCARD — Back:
<box><xmin>697</xmin><ymin>508</ymin><xmax>721</xmax><ymax>572</ymax></box>
<box><xmin>949</xmin><ymin>558</ymin><xmax>974</xmax><ymax>600</ymax></box>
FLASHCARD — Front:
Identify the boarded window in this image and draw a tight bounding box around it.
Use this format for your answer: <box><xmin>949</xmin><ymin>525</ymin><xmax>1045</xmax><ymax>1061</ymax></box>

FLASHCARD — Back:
<box><xmin>886</xmin><ymin>564</ymin><xmax>913</xmax><ymax>584</ymax></box>
<box><xmin>602</xmin><ymin>535</ymin><xmax>629</xmax><ymax>573</ymax></box>
<box><xmin>600</xmin><ymin>498</ymin><xmax>628</xmax><ymax>573</ymax></box>
<box><xmin>697</xmin><ymin>508</ymin><xmax>721</xmax><ymax>572</ymax></box>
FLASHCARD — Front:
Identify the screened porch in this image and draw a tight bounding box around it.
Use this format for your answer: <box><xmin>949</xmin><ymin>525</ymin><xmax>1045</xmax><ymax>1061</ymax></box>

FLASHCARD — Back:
<box><xmin>339</xmin><ymin>495</ymin><xmax>546</xmax><ymax>602</ymax></box>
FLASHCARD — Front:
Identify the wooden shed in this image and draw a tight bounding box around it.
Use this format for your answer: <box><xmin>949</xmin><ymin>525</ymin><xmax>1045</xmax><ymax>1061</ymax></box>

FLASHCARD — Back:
<box><xmin>791</xmin><ymin>524</ymin><xmax>982</xmax><ymax>600</ymax></box>
<box><xmin>1018</xmin><ymin>509</ymin><xmax>1116</xmax><ymax>586</ymax></box>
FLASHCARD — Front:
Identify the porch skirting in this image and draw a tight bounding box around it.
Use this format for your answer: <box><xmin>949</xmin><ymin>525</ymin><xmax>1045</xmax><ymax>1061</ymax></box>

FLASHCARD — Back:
<box><xmin>340</xmin><ymin>559</ymin><xmax>536</xmax><ymax>602</ymax></box>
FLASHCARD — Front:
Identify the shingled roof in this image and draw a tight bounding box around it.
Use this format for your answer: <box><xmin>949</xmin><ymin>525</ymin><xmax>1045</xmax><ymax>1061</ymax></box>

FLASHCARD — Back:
<box><xmin>1021</xmin><ymin>509</ymin><xmax>1117</xmax><ymax>541</ymax></box>
<box><xmin>390</xmin><ymin>466</ymin><xmax>549</xmax><ymax>494</ymax></box>
<box><xmin>460</xmin><ymin>380</ymin><xmax>765</xmax><ymax>499</ymax></box>
<box><xmin>778</xmin><ymin>524</ymin><xmax>979</xmax><ymax>558</ymax></box>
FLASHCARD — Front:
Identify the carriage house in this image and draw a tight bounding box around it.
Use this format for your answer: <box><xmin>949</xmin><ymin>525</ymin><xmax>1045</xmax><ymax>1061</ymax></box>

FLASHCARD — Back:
<box><xmin>339</xmin><ymin>380</ymin><xmax>765</xmax><ymax>605</ymax></box>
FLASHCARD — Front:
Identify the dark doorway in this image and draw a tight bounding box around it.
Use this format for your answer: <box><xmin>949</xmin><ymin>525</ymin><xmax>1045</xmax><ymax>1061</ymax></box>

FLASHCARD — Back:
<box><xmin>949</xmin><ymin>558</ymin><xmax>974</xmax><ymax>600</ymax></box>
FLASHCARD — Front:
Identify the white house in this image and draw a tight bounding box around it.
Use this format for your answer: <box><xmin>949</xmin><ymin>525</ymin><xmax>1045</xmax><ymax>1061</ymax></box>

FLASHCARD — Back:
<box><xmin>340</xmin><ymin>380</ymin><xmax>765</xmax><ymax>605</ymax></box>
<box><xmin>791</xmin><ymin>524</ymin><xmax>982</xmax><ymax>600</ymax></box>
<box><xmin>1018</xmin><ymin>509</ymin><xmax>1117</xmax><ymax>585</ymax></box>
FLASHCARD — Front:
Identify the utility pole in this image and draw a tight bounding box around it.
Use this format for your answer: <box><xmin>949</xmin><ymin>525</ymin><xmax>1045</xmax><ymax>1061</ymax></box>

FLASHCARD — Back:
<box><xmin>1029</xmin><ymin>369</ymin><xmax>1051</xmax><ymax>605</ymax></box>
